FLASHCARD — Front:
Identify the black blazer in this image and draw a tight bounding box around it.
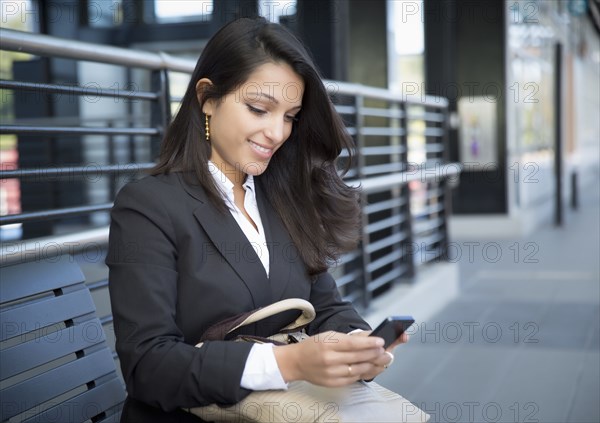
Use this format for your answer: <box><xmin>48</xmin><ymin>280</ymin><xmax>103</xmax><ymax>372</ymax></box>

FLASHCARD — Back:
<box><xmin>106</xmin><ymin>172</ymin><xmax>370</xmax><ymax>422</ymax></box>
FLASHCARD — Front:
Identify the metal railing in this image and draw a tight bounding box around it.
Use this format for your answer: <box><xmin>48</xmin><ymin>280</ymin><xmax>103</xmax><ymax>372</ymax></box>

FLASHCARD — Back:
<box><xmin>0</xmin><ymin>27</ymin><xmax>460</xmax><ymax>309</ymax></box>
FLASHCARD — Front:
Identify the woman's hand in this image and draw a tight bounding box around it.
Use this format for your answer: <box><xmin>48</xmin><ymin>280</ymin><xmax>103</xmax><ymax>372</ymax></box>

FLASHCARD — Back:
<box><xmin>349</xmin><ymin>330</ymin><xmax>409</xmax><ymax>381</ymax></box>
<box><xmin>273</xmin><ymin>331</ymin><xmax>386</xmax><ymax>387</ymax></box>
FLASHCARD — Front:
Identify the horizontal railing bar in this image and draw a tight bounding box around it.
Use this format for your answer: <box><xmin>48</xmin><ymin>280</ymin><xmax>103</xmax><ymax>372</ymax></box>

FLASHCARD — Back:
<box><xmin>362</xmin><ymin>163</ymin><xmax>404</xmax><ymax>175</ymax></box>
<box><xmin>406</xmin><ymin>112</ymin><xmax>445</xmax><ymax>122</ymax></box>
<box><xmin>419</xmin><ymin>249</ymin><xmax>444</xmax><ymax>265</ymax></box>
<box><xmin>1</xmin><ymin>203</ymin><xmax>113</xmax><ymax>225</ymax></box>
<box><xmin>0</xmin><ymin>163</ymin><xmax>154</xmax><ymax>179</ymax></box>
<box><xmin>0</xmin><ymin>125</ymin><xmax>159</xmax><ymax>136</ymax></box>
<box><xmin>0</xmin><ymin>28</ymin><xmax>195</xmax><ymax>73</ymax></box>
<box><xmin>359</xmin><ymin>108</ymin><xmax>405</xmax><ymax>119</ymax></box>
<box><xmin>333</xmin><ymin>105</ymin><xmax>357</xmax><ymax>115</ymax></box>
<box><xmin>413</xmin><ymin>217</ymin><xmax>444</xmax><ymax>235</ymax></box>
<box><xmin>0</xmin><ymin>203</ymin><xmax>441</xmax><ymax>262</ymax></box>
<box><xmin>418</xmin><ymin>159</ymin><xmax>455</xmax><ymax>170</ymax></box>
<box><xmin>425</xmin><ymin>144</ymin><xmax>445</xmax><ymax>153</ymax></box>
<box><xmin>336</xmin><ymin>269</ymin><xmax>362</xmax><ymax>287</ymax></box>
<box><xmin>413</xmin><ymin>231</ymin><xmax>445</xmax><ymax>248</ymax></box>
<box><xmin>4</xmin><ymin>113</ymin><xmax>155</xmax><ymax>127</ymax></box>
<box><xmin>366</xmin><ymin>249</ymin><xmax>404</xmax><ymax>273</ymax></box>
<box><xmin>342</xmin><ymin>291</ymin><xmax>361</xmax><ymax>304</ymax></box>
<box><xmin>360</xmin><ymin>127</ymin><xmax>406</xmax><ymax>137</ymax></box>
<box><xmin>330</xmin><ymin>80</ymin><xmax>448</xmax><ymax>108</ymax></box>
<box><xmin>367</xmin><ymin>266</ymin><xmax>406</xmax><ymax>291</ymax></box>
<box><xmin>339</xmin><ymin>250</ymin><xmax>361</xmax><ymax>264</ymax></box>
<box><xmin>365</xmin><ymin>232</ymin><xmax>407</xmax><ymax>254</ymax></box>
<box><xmin>365</xmin><ymin>215</ymin><xmax>404</xmax><ymax>234</ymax></box>
<box><xmin>361</xmin><ymin>146</ymin><xmax>406</xmax><ymax>156</ymax></box>
<box><xmin>1</xmin><ymin>28</ymin><xmax>448</xmax><ymax>108</ymax></box>
<box><xmin>405</xmin><ymin>128</ymin><xmax>445</xmax><ymax>137</ymax></box>
<box><xmin>412</xmin><ymin>240</ymin><xmax>445</xmax><ymax>265</ymax></box>
<box><xmin>363</xmin><ymin>197</ymin><xmax>407</xmax><ymax>214</ymax></box>
<box><xmin>426</xmin><ymin>187</ymin><xmax>444</xmax><ymax>200</ymax></box>
<box><xmin>0</xmin><ymin>227</ymin><xmax>109</xmax><ymax>266</ymax></box>
<box><xmin>417</xmin><ymin>202</ymin><xmax>445</xmax><ymax>216</ymax></box>
<box><xmin>349</xmin><ymin>163</ymin><xmax>462</xmax><ymax>192</ymax></box>
<box><xmin>0</xmin><ymin>79</ymin><xmax>159</xmax><ymax>101</ymax></box>
<box><xmin>341</xmin><ymin>168</ymin><xmax>359</xmax><ymax>179</ymax></box>
<box><xmin>424</xmin><ymin>128</ymin><xmax>445</xmax><ymax>137</ymax></box>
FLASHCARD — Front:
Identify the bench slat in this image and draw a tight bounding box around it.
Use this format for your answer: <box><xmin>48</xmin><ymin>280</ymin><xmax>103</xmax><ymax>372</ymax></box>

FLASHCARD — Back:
<box><xmin>1</xmin><ymin>348</ymin><xmax>116</xmax><ymax>420</ymax></box>
<box><xmin>21</xmin><ymin>377</ymin><xmax>126</xmax><ymax>423</ymax></box>
<box><xmin>0</xmin><ymin>255</ymin><xmax>85</xmax><ymax>303</ymax></box>
<box><xmin>0</xmin><ymin>286</ymin><xmax>95</xmax><ymax>341</ymax></box>
<box><xmin>1</xmin><ymin>256</ymin><xmax>124</xmax><ymax>420</ymax></box>
<box><xmin>97</xmin><ymin>410</ymin><xmax>123</xmax><ymax>423</ymax></box>
<box><xmin>1</xmin><ymin>317</ymin><xmax>106</xmax><ymax>379</ymax></box>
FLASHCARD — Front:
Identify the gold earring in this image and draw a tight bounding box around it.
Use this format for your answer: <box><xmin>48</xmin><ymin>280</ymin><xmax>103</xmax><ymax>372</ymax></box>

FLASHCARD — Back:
<box><xmin>205</xmin><ymin>114</ymin><xmax>210</xmax><ymax>142</ymax></box>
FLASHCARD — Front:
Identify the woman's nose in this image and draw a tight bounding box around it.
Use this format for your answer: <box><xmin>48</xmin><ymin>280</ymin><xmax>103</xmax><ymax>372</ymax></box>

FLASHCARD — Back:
<box><xmin>264</xmin><ymin>116</ymin><xmax>286</xmax><ymax>143</ymax></box>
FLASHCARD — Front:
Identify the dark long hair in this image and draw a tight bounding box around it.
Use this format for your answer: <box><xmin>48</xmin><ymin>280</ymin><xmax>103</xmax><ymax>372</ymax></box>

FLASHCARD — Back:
<box><xmin>151</xmin><ymin>17</ymin><xmax>360</xmax><ymax>276</ymax></box>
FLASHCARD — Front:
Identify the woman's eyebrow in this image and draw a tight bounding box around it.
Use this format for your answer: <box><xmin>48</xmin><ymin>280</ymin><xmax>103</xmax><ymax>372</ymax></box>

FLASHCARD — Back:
<box><xmin>245</xmin><ymin>91</ymin><xmax>302</xmax><ymax>110</ymax></box>
<box><xmin>245</xmin><ymin>91</ymin><xmax>279</xmax><ymax>104</ymax></box>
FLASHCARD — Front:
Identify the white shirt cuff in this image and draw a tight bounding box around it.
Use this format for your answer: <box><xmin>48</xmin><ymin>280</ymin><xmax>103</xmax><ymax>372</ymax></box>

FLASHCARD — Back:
<box><xmin>348</xmin><ymin>328</ymin><xmax>365</xmax><ymax>335</ymax></box>
<box><xmin>240</xmin><ymin>343</ymin><xmax>288</xmax><ymax>391</ymax></box>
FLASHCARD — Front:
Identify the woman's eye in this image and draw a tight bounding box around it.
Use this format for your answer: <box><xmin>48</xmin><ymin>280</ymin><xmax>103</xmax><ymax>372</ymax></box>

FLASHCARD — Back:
<box><xmin>246</xmin><ymin>104</ymin><xmax>266</xmax><ymax>115</ymax></box>
<box><xmin>285</xmin><ymin>115</ymin><xmax>299</xmax><ymax>123</ymax></box>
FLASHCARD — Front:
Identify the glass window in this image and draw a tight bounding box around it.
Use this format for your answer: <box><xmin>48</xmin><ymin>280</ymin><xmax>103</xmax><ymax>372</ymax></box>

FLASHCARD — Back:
<box><xmin>387</xmin><ymin>0</ymin><xmax>426</xmax><ymax>166</ymax></box>
<box><xmin>258</xmin><ymin>0</ymin><xmax>296</xmax><ymax>23</ymax></box>
<box><xmin>154</xmin><ymin>0</ymin><xmax>213</xmax><ymax>22</ymax></box>
<box><xmin>0</xmin><ymin>0</ymin><xmax>39</xmax><ymax>32</ymax></box>
<box><xmin>0</xmin><ymin>0</ymin><xmax>37</xmax><ymax>241</ymax></box>
<box><xmin>387</xmin><ymin>0</ymin><xmax>425</xmax><ymax>95</ymax></box>
<box><xmin>87</xmin><ymin>0</ymin><xmax>123</xmax><ymax>27</ymax></box>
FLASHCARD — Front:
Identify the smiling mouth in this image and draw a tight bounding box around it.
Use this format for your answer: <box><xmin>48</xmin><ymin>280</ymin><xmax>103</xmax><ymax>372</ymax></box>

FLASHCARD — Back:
<box><xmin>248</xmin><ymin>140</ymin><xmax>273</xmax><ymax>155</ymax></box>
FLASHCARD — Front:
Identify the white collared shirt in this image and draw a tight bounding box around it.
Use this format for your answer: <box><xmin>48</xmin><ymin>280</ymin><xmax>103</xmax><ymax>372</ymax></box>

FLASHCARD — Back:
<box><xmin>207</xmin><ymin>161</ymin><xmax>270</xmax><ymax>276</ymax></box>
<box><xmin>207</xmin><ymin>161</ymin><xmax>287</xmax><ymax>390</ymax></box>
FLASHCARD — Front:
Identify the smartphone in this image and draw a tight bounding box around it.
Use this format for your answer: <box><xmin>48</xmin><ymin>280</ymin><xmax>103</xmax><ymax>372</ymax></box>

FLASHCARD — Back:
<box><xmin>369</xmin><ymin>316</ymin><xmax>415</xmax><ymax>348</ymax></box>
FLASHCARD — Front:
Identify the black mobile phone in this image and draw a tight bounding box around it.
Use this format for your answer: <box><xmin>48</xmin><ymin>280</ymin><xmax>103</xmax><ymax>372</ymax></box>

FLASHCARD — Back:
<box><xmin>369</xmin><ymin>316</ymin><xmax>415</xmax><ymax>348</ymax></box>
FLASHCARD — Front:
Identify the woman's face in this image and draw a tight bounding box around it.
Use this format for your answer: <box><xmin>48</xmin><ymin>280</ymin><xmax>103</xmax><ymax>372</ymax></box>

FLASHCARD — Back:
<box><xmin>200</xmin><ymin>61</ymin><xmax>304</xmax><ymax>186</ymax></box>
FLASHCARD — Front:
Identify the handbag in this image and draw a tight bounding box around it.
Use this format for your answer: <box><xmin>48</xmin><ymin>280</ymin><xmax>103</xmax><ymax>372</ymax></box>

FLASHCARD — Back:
<box><xmin>185</xmin><ymin>298</ymin><xmax>430</xmax><ymax>422</ymax></box>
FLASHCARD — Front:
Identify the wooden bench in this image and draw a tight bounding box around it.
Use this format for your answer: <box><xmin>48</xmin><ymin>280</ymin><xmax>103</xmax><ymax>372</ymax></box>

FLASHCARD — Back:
<box><xmin>1</xmin><ymin>254</ymin><xmax>126</xmax><ymax>422</ymax></box>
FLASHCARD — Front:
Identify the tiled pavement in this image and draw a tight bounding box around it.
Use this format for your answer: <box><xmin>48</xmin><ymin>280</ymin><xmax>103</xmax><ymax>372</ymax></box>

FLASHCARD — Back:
<box><xmin>374</xmin><ymin>189</ymin><xmax>600</xmax><ymax>423</ymax></box>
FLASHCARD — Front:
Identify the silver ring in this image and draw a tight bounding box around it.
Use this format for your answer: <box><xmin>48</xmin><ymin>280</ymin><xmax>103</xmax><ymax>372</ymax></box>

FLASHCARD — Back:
<box><xmin>347</xmin><ymin>364</ymin><xmax>352</xmax><ymax>376</ymax></box>
<box><xmin>383</xmin><ymin>351</ymin><xmax>395</xmax><ymax>369</ymax></box>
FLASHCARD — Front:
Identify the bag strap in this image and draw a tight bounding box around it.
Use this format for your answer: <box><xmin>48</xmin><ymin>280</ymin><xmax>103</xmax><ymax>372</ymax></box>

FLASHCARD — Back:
<box><xmin>199</xmin><ymin>298</ymin><xmax>316</xmax><ymax>343</ymax></box>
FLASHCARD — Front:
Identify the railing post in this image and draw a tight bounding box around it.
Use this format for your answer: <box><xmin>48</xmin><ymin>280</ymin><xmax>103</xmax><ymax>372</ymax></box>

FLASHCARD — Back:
<box><xmin>439</xmin><ymin>104</ymin><xmax>452</xmax><ymax>261</ymax></box>
<box><xmin>150</xmin><ymin>69</ymin><xmax>171</xmax><ymax>161</ymax></box>
<box><xmin>107</xmin><ymin>121</ymin><xmax>116</xmax><ymax>197</ymax></box>
<box><xmin>355</xmin><ymin>94</ymin><xmax>370</xmax><ymax>309</ymax></box>
<box><xmin>389</xmin><ymin>102</ymin><xmax>401</xmax><ymax>286</ymax></box>
<box><xmin>399</xmin><ymin>101</ymin><xmax>416</xmax><ymax>278</ymax></box>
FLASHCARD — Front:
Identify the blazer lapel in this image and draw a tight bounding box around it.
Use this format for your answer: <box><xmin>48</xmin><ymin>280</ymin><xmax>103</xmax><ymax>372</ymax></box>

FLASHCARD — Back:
<box><xmin>255</xmin><ymin>177</ymin><xmax>293</xmax><ymax>301</ymax></box>
<box><xmin>178</xmin><ymin>173</ymin><xmax>272</xmax><ymax>308</ymax></box>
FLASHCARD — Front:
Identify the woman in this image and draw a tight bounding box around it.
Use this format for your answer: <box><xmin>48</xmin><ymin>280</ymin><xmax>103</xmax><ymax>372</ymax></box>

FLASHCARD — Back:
<box><xmin>106</xmin><ymin>17</ymin><xmax>407</xmax><ymax>422</ymax></box>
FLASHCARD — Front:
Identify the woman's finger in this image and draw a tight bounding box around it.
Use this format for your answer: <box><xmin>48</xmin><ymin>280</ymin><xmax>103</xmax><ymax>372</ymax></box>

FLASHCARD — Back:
<box><xmin>337</xmin><ymin>362</ymin><xmax>377</xmax><ymax>382</ymax></box>
<box><xmin>330</xmin><ymin>347</ymin><xmax>385</xmax><ymax>367</ymax></box>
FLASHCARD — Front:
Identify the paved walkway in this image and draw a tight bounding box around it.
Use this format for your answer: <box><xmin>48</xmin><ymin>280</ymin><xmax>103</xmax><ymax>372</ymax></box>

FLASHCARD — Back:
<box><xmin>376</xmin><ymin>188</ymin><xmax>600</xmax><ymax>423</ymax></box>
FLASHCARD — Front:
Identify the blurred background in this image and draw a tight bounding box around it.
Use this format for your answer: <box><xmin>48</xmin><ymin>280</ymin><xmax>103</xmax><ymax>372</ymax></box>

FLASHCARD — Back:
<box><xmin>1</xmin><ymin>1</ymin><xmax>599</xmax><ymax>422</ymax></box>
